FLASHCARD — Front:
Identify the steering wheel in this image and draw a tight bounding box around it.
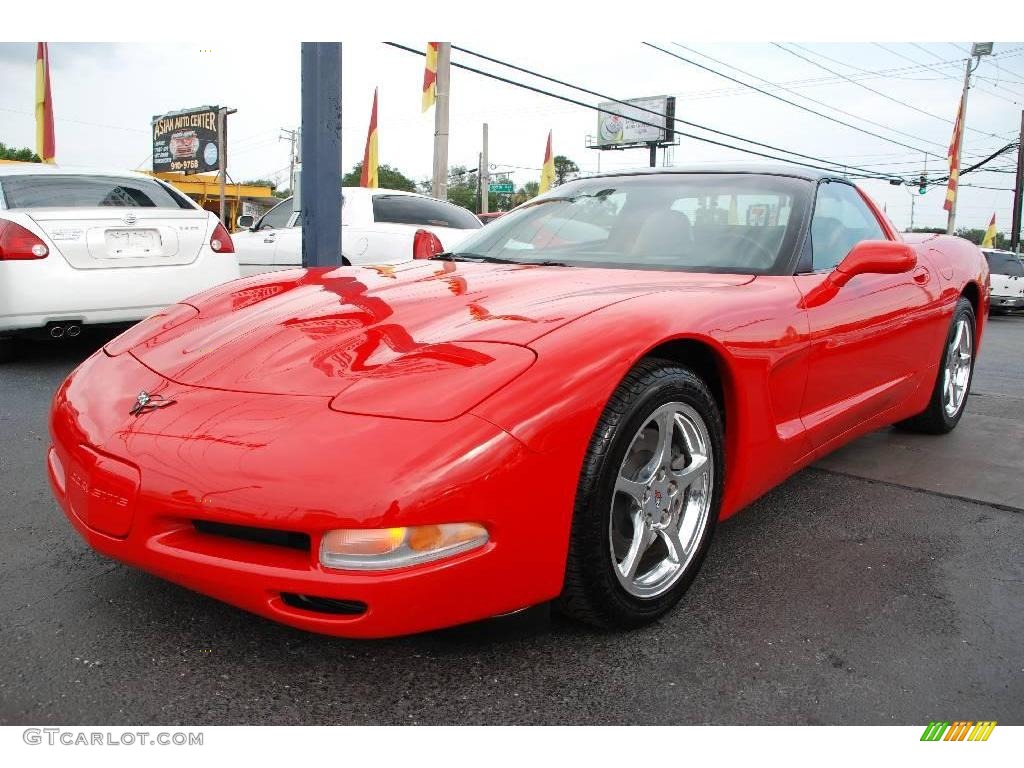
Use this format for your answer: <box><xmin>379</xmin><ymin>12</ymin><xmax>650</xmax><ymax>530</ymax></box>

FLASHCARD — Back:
<box><xmin>730</xmin><ymin>233</ymin><xmax>776</xmax><ymax>269</ymax></box>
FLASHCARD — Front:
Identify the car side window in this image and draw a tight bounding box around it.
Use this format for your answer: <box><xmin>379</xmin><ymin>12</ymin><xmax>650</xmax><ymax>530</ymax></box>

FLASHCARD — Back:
<box><xmin>810</xmin><ymin>181</ymin><xmax>886</xmax><ymax>272</ymax></box>
<box><xmin>258</xmin><ymin>198</ymin><xmax>294</xmax><ymax>230</ymax></box>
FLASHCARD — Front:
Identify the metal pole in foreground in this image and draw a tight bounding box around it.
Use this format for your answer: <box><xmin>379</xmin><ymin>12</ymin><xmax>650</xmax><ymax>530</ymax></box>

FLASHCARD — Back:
<box><xmin>431</xmin><ymin>43</ymin><xmax>451</xmax><ymax>200</ymax></box>
<box><xmin>1011</xmin><ymin>110</ymin><xmax>1024</xmax><ymax>253</ymax></box>
<box><xmin>649</xmin><ymin>143</ymin><xmax>657</xmax><ymax>168</ymax></box>
<box><xmin>300</xmin><ymin>43</ymin><xmax>343</xmax><ymax>268</ymax></box>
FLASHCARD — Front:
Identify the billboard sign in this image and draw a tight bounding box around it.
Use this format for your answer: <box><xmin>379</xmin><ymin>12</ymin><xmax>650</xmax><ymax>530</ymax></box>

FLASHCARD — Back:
<box><xmin>152</xmin><ymin>106</ymin><xmax>221</xmax><ymax>173</ymax></box>
<box><xmin>595</xmin><ymin>96</ymin><xmax>672</xmax><ymax>148</ymax></box>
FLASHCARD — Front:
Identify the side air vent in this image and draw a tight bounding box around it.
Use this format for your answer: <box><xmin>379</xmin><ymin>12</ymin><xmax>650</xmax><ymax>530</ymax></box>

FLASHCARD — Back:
<box><xmin>192</xmin><ymin>520</ymin><xmax>311</xmax><ymax>551</ymax></box>
<box><xmin>280</xmin><ymin>593</ymin><xmax>368</xmax><ymax>616</ymax></box>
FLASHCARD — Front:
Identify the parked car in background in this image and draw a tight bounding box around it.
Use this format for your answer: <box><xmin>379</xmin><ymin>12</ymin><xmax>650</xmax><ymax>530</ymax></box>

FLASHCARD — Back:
<box><xmin>0</xmin><ymin>164</ymin><xmax>240</xmax><ymax>361</ymax></box>
<box><xmin>478</xmin><ymin>211</ymin><xmax>505</xmax><ymax>225</ymax></box>
<box><xmin>231</xmin><ymin>187</ymin><xmax>482</xmax><ymax>276</ymax></box>
<box><xmin>982</xmin><ymin>248</ymin><xmax>1024</xmax><ymax>312</ymax></box>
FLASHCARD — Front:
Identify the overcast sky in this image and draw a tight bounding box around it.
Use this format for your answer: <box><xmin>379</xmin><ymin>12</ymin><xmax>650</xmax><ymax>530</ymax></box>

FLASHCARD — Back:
<box><xmin>0</xmin><ymin>40</ymin><xmax>1021</xmax><ymax>231</ymax></box>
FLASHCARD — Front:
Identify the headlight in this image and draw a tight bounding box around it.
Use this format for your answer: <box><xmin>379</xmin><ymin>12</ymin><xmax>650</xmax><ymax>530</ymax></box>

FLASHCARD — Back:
<box><xmin>319</xmin><ymin>523</ymin><xmax>488</xmax><ymax>570</ymax></box>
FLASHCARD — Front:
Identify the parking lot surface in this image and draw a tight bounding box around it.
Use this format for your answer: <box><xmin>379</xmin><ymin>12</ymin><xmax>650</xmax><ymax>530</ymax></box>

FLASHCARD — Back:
<box><xmin>1</xmin><ymin>315</ymin><xmax>1022</xmax><ymax>725</ymax></box>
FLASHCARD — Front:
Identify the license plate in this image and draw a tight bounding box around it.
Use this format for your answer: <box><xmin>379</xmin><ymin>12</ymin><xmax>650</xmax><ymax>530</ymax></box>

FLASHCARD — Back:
<box><xmin>105</xmin><ymin>228</ymin><xmax>161</xmax><ymax>256</ymax></box>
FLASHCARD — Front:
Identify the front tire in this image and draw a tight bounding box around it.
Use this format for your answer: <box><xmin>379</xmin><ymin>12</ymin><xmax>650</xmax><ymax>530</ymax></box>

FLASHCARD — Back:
<box><xmin>898</xmin><ymin>296</ymin><xmax>976</xmax><ymax>434</ymax></box>
<box><xmin>557</xmin><ymin>359</ymin><xmax>724</xmax><ymax>629</ymax></box>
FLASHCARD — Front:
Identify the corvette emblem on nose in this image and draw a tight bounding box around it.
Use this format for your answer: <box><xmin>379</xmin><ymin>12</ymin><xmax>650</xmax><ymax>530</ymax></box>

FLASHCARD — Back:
<box><xmin>129</xmin><ymin>391</ymin><xmax>176</xmax><ymax>416</ymax></box>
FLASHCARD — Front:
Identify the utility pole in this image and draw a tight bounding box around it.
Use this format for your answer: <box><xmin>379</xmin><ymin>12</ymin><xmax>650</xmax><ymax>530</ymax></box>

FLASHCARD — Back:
<box><xmin>948</xmin><ymin>43</ymin><xmax>992</xmax><ymax>235</ymax></box>
<box><xmin>431</xmin><ymin>43</ymin><xmax>452</xmax><ymax>200</ymax></box>
<box><xmin>217</xmin><ymin>106</ymin><xmax>237</xmax><ymax>226</ymax></box>
<box><xmin>481</xmin><ymin>123</ymin><xmax>489</xmax><ymax>214</ymax></box>
<box><xmin>280</xmin><ymin>127</ymin><xmax>299</xmax><ymax>193</ymax></box>
<box><xmin>1012</xmin><ymin>110</ymin><xmax>1024</xmax><ymax>253</ymax></box>
<box><xmin>300</xmin><ymin>43</ymin><xmax>343</xmax><ymax>268</ymax></box>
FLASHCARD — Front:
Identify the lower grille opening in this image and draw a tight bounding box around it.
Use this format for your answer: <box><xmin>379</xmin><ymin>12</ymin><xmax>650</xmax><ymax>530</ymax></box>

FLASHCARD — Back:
<box><xmin>280</xmin><ymin>593</ymin><xmax>368</xmax><ymax>616</ymax></box>
<box><xmin>192</xmin><ymin>520</ymin><xmax>311</xmax><ymax>551</ymax></box>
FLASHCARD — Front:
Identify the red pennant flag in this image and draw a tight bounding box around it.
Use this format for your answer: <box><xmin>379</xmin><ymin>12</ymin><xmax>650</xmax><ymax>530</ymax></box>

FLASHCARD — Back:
<box><xmin>35</xmin><ymin>43</ymin><xmax>55</xmax><ymax>163</ymax></box>
<box><xmin>360</xmin><ymin>88</ymin><xmax>379</xmax><ymax>188</ymax></box>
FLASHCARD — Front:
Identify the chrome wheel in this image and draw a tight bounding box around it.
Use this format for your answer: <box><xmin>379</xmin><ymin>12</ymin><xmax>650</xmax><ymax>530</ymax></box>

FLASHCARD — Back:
<box><xmin>609</xmin><ymin>402</ymin><xmax>713</xmax><ymax>599</ymax></box>
<box><xmin>942</xmin><ymin>316</ymin><xmax>973</xmax><ymax>417</ymax></box>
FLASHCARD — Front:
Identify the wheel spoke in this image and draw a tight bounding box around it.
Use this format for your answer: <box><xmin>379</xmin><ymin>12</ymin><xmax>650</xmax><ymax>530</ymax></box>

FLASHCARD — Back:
<box><xmin>619</xmin><ymin>512</ymin><xmax>653</xmax><ymax>580</ymax></box>
<box><xmin>950</xmin><ymin>321</ymin><xmax>964</xmax><ymax>353</ymax></box>
<box><xmin>615</xmin><ymin>475</ymin><xmax>647</xmax><ymax>507</ymax></box>
<box><xmin>641</xmin><ymin>411</ymin><xmax>676</xmax><ymax>477</ymax></box>
<box><xmin>673</xmin><ymin>452</ymin><xmax>708</xmax><ymax>483</ymax></box>
<box><xmin>660</xmin><ymin>524</ymin><xmax>687</xmax><ymax>566</ymax></box>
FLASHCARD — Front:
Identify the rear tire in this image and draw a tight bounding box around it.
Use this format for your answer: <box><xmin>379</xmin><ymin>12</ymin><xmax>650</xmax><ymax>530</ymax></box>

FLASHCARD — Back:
<box><xmin>897</xmin><ymin>297</ymin><xmax>976</xmax><ymax>434</ymax></box>
<box><xmin>557</xmin><ymin>359</ymin><xmax>724</xmax><ymax>629</ymax></box>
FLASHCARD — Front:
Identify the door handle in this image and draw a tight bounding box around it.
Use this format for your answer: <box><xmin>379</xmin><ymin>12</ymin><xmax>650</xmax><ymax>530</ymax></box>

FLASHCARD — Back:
<box><xmin>912</xmin><ymin>266</ymin><xmax>930</xmax><ymax>284</ymax></box>
<box><xmin>263</xmin><ymin>234</ymin><xmax>277</xmax><ymax>243</ymax></box>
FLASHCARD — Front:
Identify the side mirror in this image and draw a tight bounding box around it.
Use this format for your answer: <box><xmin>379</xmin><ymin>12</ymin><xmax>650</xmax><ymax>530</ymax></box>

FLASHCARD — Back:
<box><xmin>834</xmin><ymin>240</ymin><xmax>917</xmax><ymax>285</ymax></box>
<box><xmin>801</xmin><ymin>241</ymin><xmax>917</xmax><ymax>309</ymax></box>
<box><xmin>236</xmin><ymin>214</ymin><xmax>254</xmax><ymax>229</ymax></box>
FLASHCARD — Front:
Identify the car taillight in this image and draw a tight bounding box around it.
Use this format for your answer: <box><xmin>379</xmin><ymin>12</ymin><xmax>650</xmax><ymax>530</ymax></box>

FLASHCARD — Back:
<box><xmin>0</xmin><ymin>220</ymin><xmax>49</xmax><ymax>260</ymax></box>
<box><xmin>210</xmin><ymin>222</ymin><xmax>235</xmax><ymax>254</ymax></box>
<box><xmin>412</xmin><ymin>228</ymin><xmax>444</xmax><ymax>259</ymax></box>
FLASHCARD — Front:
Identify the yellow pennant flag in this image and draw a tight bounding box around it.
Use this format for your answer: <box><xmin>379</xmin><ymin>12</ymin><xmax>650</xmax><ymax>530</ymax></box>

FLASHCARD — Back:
<box><xmin>422</xmin><ymin>43</ymin><xmax>438</xmax><ymax>112</ymax></box>
<box><xmin>981</xmin><ymin>213</ymin><xmax>997</xmax><ymax>248</ymax></box>
<box><xmin>539</xmin><ymin>131</ymin><xmax>555</xmax><ymax>194</ymax></box>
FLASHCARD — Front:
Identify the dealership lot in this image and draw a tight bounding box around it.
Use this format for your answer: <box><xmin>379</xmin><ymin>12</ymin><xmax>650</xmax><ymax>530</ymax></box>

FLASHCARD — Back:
<box><xmin>1</xmin><ymin>316</ymin><xmax>1022</xmax><ymax>725</ymax></box>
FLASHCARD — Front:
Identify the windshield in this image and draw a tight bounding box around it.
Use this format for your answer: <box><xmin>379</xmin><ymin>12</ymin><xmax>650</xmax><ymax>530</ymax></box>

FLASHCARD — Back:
<box><xmin>984</xmin><ymin>250</ymin><xmax>1024</xmax><ymax>277</ymax></box>
<box><xmin>444</xmin><ymin>173</ymin><xmax>812</xmax><ymax>273</ymax></box>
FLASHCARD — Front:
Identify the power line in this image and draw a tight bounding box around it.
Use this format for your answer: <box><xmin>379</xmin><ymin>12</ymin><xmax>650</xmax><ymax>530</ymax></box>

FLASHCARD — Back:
<box><xmin>384</xmin><ymin>42</ymin><xmax>898</xmax><ymax>181</ymax></box>
<box><xmin>450</xmin><ymin>44</ymin><xmax>892</xmax><ymax>177</ymax></box>
<box><xmin>671</xmin><ymin>43</ymin><xmax>946</xmax><ymax>152</ymax></box>
<box><xmin>644</xmin><ymin>42</ymin><xmax>937</xmax><ymax>157</ymax></box>
<box><xmin>773</xmin><ymin>43</ymin><xmax>1006</xmax><ymax>140</ymax></box>
<box><xmin>871</xmin><ymin>43</ymin><xmax>1024</xmax><ymax>106</ymax></box>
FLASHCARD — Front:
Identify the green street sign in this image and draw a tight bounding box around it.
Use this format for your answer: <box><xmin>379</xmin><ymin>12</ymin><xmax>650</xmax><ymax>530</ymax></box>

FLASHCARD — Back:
<box><xmin>489</xmin><ymin>182</ymin><xmax>514</xmax><ymax>193</ymax></box>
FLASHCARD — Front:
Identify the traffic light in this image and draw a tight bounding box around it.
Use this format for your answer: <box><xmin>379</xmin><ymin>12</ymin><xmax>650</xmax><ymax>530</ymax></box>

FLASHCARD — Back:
<box><xmin>918</xmin><ymin>175</ymin><xmax>928</xmax><ymax>195</ymax></box>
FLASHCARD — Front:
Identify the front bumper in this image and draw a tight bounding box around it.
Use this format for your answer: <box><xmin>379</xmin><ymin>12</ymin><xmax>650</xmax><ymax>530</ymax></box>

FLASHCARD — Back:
<box><xmin>48</xmin><ymin>350</ymin><xmax>574</xmax><ymax>638</ymax></box>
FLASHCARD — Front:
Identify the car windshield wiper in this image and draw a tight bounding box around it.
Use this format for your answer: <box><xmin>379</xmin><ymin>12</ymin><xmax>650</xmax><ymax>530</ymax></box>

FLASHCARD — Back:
<box><xmin>431</xmin><ymin>252</ymin><xmax>517</xmax><ymax>264</ymax></box>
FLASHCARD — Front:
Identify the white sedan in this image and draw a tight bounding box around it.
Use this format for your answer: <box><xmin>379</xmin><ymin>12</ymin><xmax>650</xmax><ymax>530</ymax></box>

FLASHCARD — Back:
<box><xmin>0</xmin><ymin>164</ymin><xmax>240</xmax><ymax>359</ymax></box>
<box><xmin>231</xmin><ymin>186</ymin><xmax>482</xmax><ymax>276</ymax></box>
<box><xmin>983</xmin><ymin>248</ymin><xmax>1024</xmax><ymax>312</ymax></box>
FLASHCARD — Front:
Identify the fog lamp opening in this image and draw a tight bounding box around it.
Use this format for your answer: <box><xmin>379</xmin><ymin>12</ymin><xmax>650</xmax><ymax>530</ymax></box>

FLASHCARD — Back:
<box><xmin>320</xmin><ymin>522</ymin><xmax>488</xmax><ymax>570</ymax></box>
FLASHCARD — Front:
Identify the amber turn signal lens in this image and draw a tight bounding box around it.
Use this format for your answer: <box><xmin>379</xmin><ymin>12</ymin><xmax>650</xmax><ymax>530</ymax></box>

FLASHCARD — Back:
<box><xmin>320</xmin><ymin>523</ymin><xmax>488</xmax><ymax>571</ymax></box>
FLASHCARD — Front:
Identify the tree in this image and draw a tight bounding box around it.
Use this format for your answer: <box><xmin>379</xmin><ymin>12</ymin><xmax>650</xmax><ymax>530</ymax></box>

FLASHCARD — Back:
<box><xmin>553</xmin><ymin>155</ymin><xmax>579</xmax><ymax>186</ymax></box>
<box><xmin>0</xmin><ymin>143</ymin><xmax>42</xmax><ymax>163</ymax></box>
<box><xmin>239</xmin><ymin>178</ymin><xmax>277</xmax><ymax>191</ymax></box>
<box><xmin>342</xmin><ymin>162</ymin><xmax>417</xmax><ymax>192</ymax></box>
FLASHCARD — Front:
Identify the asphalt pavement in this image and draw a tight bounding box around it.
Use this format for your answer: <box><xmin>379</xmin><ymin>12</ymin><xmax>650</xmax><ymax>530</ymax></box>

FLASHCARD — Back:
<box><xmin>1</xmin><ymin>315</ymin><xmax>1022</xmax><ymax>725</ymax></box>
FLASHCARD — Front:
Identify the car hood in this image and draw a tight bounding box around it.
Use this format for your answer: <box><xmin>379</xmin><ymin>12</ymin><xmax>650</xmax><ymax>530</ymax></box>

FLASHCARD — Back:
<box><xmin>129</xmin><ymin>260</ymin><xmax>753</xmax><ymax>397</ymax></box>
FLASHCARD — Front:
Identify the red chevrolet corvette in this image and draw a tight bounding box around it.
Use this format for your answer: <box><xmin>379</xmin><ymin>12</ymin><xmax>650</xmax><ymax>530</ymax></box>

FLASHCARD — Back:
<box><xmin>48</xmin><ymin>167</ymin><xmax>989</xmax><ymax>638</ymax></box>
